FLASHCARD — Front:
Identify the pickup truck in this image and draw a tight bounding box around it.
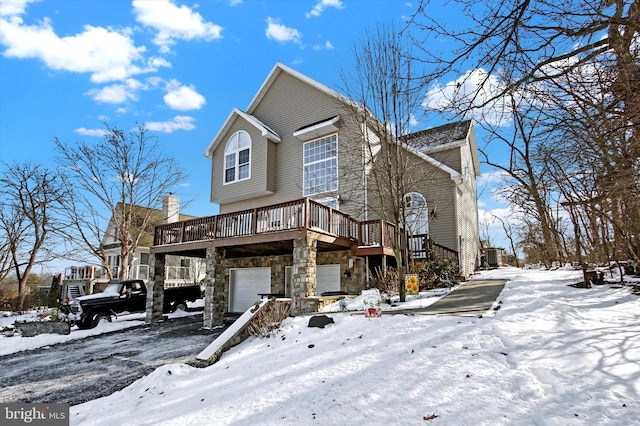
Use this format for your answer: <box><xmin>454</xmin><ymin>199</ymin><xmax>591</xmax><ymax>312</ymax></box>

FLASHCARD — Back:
<box><xmin>60</xmin><ymin>280</ymin><xmax>201</xmax><ymax>329</ymax></box>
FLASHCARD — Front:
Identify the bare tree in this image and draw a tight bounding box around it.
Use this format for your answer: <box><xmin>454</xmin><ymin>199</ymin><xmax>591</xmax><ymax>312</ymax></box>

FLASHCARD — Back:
<box><xmin>0</xmin><ymin>162</ymin><xmax>68</xmax><ymax>310</ymax></box>
<box><xmin>339</xmin><ymin>25</ymin><xmax>435</xmax><ymax>301</ymax></box>
<box><xmin>409</xmin><ymin>0</ymin><xmax>639</xmax><ymax>265</ymax></box>
<box><xmin>479</xmin><ymin>90</ymin><xmax>566</xmax><ymax>265</ymax></box>
<box><xmin>55</xmin><ymin>124</ymin><xmax>187</xmax><ymax>280</ymax></box>
<box><xmin>491</xmin><ymin>213</ymin><xmax>520</xmax><ymax>267</ymax></box>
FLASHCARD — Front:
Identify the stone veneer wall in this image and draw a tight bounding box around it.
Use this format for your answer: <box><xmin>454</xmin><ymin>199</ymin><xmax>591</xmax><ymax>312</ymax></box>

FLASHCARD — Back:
<box><xmin>202</xmin><ymin>238</ymin><xmax>370</xmax><ymax>323</ymax></box>
<box><xmin>203</xmin><ymin>247</ymin><xmax>223</xmax><ymax>328</ymax></box>
<box><xmin>291</xmin><ymin>238</ymin><xmax>316</xmax><ymax>315</ymax></box>
<box><xmin>146</xmin><ymin>253</ymin><xmax>166</xmax><ymax>323</ymax></box>
<box><xmin>316</xmin><ymin>250</ymin><xmax>366</xmax><ymax>294</ymax></box>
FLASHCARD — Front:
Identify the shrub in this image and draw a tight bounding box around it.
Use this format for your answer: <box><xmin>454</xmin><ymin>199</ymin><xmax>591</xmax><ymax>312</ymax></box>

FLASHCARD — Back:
<box><xmin>372</xmin><ymin>266</ymin><xmax>399</xmax><ymax>298</ymax></box>
<box><xmin>413</xmin><ymin>257</ymin><xmax>460</xmax><ymax>290</ymax></box>
<box><xmin>247</xmin><ymin>298</ymin><xmax>292</xmax><ymax>338</ymax></box>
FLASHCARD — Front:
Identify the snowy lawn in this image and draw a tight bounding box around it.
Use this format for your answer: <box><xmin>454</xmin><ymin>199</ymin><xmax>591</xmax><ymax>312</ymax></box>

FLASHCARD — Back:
<box><xmin>67</xmin><ymin>268</ymin><xmax>640</xmax><ymax>425</ymax></box>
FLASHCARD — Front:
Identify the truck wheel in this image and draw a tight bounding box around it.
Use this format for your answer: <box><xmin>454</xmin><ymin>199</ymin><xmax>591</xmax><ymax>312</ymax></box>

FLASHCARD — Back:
<box><xmin>89</xmin><ymin>312</ymin><xmax>111</xmax><ymax>328</ymax></box>
<box><xmin>76</xmin><ymin>320</ymin><xmax>90</xmax><ymax>330</ymax></box>
<box><xmin>174</xmin><ymin>302</ymin><xmax>187</xmax><ymax>312</ymax></box>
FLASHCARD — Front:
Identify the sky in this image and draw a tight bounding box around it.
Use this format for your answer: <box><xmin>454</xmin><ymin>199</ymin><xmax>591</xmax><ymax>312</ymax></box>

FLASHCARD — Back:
<box><xmin>0</xmin><ymin>0</ymin><xmax>511</xmax><ymax>267</ymax></box>
<box><xmin>2</xmin><ymin>267</ymin><xmax>640</xmax><ymax>424</ymax></box>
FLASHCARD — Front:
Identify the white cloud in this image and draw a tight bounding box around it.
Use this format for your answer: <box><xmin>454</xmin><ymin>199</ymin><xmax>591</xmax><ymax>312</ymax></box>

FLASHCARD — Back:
<box><xmin>147</xmin><ymin>56</ymin><xmax>171</xmax><ymax>71</ymax></box>
<box><xmin>74</xmin><ymin>127</ymin><xmax>107</xmax><ymax>137</ymax></box>
<box><xmin>0</xmin><ymin>0</ymin><xmax>39</xmax><ymax>17</ymax></box>
<box><xmin>132</xmin><ymin>0</ymin><xmax>223</xmax><ymax>53</ymax></box>
<box><xmin>145</xmin><ymin>115</ymin><xmax>195</xmax><ymax>133</ymax></box>
<box><xmin>477</xmin><ymin>169</ymin><xmax>508</xmax><ymax>187</ymax></box>
<box><xmin>0</xmin><ymin>15</ymin><xmax>146</xmax><ymax>83</ymax></box>
<box><xmin>423</xmin><ymin>68</ymin><xmax>513</xmax><ymax>127</ymax></box>
<box><xmin>306</xmin><ymin>0</ymin><xmax>344</xmax><ymax>18</ymax></box>
<box><xmin>163</xmin><ymin>80</ymin><xmax>206</xmax><ymax>111</ymax></box>
<box><xmin>229</xmin><ymin>0</ymin><xmax>243</xmax><ymax>5</ymax></box>
<box><xmin>265</xmin><ymin>17</ymin><xmax>301</xmax><ymax>44</ymax></box>
<box><xmin>87</xmin><ymin>79</ymin><xmax>144</xmax><ymax>104</ymax></box>
<box><xmin>312</xmin><ymin>40</ymin><xmax>334</xmax><ymax>51</ymax></box>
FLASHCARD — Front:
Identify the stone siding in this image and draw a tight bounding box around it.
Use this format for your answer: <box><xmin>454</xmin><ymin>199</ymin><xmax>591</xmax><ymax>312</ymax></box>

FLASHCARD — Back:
<box><xmin>202</xmin><ymin>239</ymin><xmax>370</xmax><ymax>323</ymax></box>
<box><xmin>146</xmin><ymin>253</ymin><xmax>166</xmax><ymax>323</ymax></box>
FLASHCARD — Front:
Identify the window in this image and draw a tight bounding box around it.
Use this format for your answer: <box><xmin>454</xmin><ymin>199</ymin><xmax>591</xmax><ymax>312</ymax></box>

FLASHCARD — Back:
<box><xmin>303</xmin><ymin>134</ymin><xmax>337</xmax><ymax>196</ymax></box>
<box><xmin>224</xmin><ymin>131</ymin><xmax>251</xmax><ymax>184</ymax></box>
<box><xmin>404</xmin><ymin>192</ymin><xmax>428</xmax><ymax>235</ymax></box>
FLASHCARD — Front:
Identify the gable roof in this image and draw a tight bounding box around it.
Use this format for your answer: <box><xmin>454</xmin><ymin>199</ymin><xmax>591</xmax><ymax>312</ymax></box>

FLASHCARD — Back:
<box><xmin>203</xmin><ymin>63</ymin><xmax>480</xmax><ymax>182</ymax></box>
<box><xmin>203</xmin><ymin>107</ymin><xmax>281</xmax><ymax>159</ymax></box>
<box><xmin>404</xmin><ymin>120</ymin><xmax>481</xmax><ymax>177</ymax></box>
<box><xmin>246</xmin><ymin>62</ymin><xmax>345</xmax><ymax>115</ymax></box>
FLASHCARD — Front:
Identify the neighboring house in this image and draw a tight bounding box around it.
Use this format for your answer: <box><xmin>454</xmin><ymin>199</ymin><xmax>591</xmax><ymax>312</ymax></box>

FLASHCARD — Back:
<box><xmin>151</xmin><ymin>63</ymin><xmax>480</xmax><ymax>327</ymax></box>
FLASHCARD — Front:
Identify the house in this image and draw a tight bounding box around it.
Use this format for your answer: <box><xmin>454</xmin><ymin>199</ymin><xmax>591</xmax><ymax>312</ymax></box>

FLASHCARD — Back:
<box><xmin>150</xmin><ymin>63</ymin><xmax>480</xmax><ymax>327</ymax></box>
<box><xmin>60</xmin><ymin>196</ymin><xmax>205</xmax><ymax>302</ymax></box>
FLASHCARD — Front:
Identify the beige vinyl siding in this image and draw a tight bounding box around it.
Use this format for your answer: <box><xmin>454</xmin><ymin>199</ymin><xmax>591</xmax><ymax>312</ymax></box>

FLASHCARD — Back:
<box><xmin>211</xmin><ymin>118</ymin><xmax>274</xmax><ymax>205</ymax></box>
<box><xmin>266</xmin><ymin>140</ymin><xmax>277</xmax><ymax>193</ymax></box>
<box><xmin>220</xmin><ymin>70</ymin><xmax>367</xmax><ymax>215</ymax></box>
<box><xmin>455</xmin><ymin>143</ymin><xmax>480</xmax><ymax>276</ymax></box>
<box><xmin>428</xmin><ymin>149</ymin><xmax>462</xmax><ymax>174</ymax></box>
<box><xmin>402</xmin><ymin>148</ymin><xmax>458</xmax><ymax>252</ymax></box>
<box><xmin>422</xmin><ymin>176</ymin><xmax>457</xmax><ymax>251</ymax></box>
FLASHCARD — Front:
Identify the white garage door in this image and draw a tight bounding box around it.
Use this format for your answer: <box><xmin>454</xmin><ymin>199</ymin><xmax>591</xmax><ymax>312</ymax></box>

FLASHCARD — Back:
<box><xmin>317</xmin><ymin>264</ymin><xmax>340</xmax><ymax>295</ymax></box>
<box><xmin>229</xmin><ymin>268</ymin><xmax>271</xmax><ymax>312</ymax></box>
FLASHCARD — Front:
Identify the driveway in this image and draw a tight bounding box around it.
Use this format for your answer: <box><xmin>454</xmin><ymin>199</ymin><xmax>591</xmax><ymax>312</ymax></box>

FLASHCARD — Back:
<box><xmin>394</xmin><ymin>279</ymin><xmax>507</xmax><ymax>316</ymax></box>
<box><xmin>0</xmin><ymin>314</ymin><xmax>225</xmax><ymax>406</ymax></box>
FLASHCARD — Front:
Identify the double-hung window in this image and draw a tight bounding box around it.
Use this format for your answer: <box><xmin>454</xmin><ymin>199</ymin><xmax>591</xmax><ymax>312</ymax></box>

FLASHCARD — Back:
<box><xmin>303</xmin><ymin>134</ymin><xmax>337</xmax><ymax>196</ymax></box>
<box><xmin>224</xmin><ymin>131</ymin><xmax>251</xmax><ymax>184</ymax></box>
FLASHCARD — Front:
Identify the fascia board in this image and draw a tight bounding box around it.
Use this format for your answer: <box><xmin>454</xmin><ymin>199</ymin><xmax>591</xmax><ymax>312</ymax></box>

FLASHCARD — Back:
<box><xmin>203</xmin><ymin>108</ymin><xmax>280</xmax><ymax>159</ymax></box>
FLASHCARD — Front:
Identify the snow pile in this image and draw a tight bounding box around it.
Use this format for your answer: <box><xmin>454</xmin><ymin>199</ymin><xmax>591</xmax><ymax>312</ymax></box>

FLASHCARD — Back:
<box><xmin>70</xmin><ymin>268</ymin><xmax>640</xmax><ymax>425</ymax></box>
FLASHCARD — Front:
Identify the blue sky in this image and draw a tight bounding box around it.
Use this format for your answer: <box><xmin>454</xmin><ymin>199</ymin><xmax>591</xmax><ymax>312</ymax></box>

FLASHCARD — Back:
<box><xmin>0</xmin><ymin>0</ymin><xmax>509</xmax><ymax>250</ymax></box>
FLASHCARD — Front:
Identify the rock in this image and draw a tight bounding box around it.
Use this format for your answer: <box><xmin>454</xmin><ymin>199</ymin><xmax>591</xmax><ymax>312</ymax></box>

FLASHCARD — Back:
<box><xmin>308</xmin><ymin>315</ymin><xmax>334</xmax><ymax>328</ymax></box>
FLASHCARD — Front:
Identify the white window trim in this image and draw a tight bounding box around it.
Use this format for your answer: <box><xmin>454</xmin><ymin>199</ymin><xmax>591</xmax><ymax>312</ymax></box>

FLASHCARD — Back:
<box><xmin>223</xmin><ymin>131</ymin><xmax>252</xmax><ymax>185</ymax></box>
<box><xmin>303</xmin><ymin>134</ymin><xmax>338</xmax><ymax>197</ymax></box>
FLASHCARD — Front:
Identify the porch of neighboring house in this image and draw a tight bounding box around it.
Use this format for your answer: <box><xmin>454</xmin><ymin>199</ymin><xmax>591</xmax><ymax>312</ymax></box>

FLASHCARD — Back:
<box><xmin>149</xmin><ymin>198</ymin><xmax>458</xmax><ymax>327</ymax></box>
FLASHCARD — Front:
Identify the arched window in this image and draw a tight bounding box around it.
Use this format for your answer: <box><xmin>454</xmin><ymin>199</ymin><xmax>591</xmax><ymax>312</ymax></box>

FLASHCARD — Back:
<box><xmin>224</xmin><ymin>131</ymin><xmax>251</xmax><ymax>184</ymax></box>
<box><xmin>403</xmin><ymin>192</ymin><xmax>428</xmax><ymax>236</ymax></box>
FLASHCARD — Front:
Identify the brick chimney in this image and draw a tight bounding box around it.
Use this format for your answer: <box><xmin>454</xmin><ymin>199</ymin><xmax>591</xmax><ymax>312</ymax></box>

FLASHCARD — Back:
<box><xmin>162</xmin><ymin>194</ymin><xmax>180</xmax><ymax>224</ymax></box>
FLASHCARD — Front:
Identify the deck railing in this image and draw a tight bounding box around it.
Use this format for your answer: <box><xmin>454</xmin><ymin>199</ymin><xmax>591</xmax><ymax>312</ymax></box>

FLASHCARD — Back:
<box><xmin>154</xmin><ymin>198</ymin><xmax>358</xmax><ymax>246</ymax></box>
<box><xmin>153</xmin><ymin>198</ymin><xmax>458</xmax><ymax>261</ymax></box>
<box><xmin>408</xmin><ymin>234</ymin><xmax>458</xmax><ymax>261</ymax></box>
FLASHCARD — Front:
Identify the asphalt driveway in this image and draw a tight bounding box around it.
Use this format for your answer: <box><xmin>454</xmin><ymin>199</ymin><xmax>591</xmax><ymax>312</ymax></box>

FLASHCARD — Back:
<box><xmin>0</xmin><ymin>314</ymin><xmax>225</xmax><ymax>406</ymax></box>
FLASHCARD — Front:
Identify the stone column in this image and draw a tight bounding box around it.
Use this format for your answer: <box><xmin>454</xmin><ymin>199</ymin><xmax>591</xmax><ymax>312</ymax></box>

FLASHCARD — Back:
<box><xmin>203</xmin><ymin>247</ymin><xmax>226</xmax><ymax>328</ymax></box>
<box><xmin>145</xmin><ymin>253</ymin><xmax>165</xmax><ymax>323</ymax></box>
<box><xmin>292</xmin><ymin>237</ymin><xmax>317</xmax><ymax>315</ymax></box>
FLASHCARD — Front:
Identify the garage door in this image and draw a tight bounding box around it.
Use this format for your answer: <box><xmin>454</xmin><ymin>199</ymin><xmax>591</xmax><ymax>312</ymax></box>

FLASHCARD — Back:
<box><xmin>317</xmin><ymin>264</ymin><xmax>340</xmax><ymax>295</ymax></box>
<box><xmin>229</xmin><ymin>268</ymin><xmax>271</xmax><ymax>312</ymax></box>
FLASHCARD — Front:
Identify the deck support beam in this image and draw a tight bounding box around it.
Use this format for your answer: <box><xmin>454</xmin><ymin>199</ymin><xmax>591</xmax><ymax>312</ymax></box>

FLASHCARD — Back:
<box><xmin>291</xmin><ymin>237</ymin><xmax>317</xmax><ymax>315</ymax></box>
<box><xmin>146</xmin><ymin>253</ymin><xmax>166</xmax><ymax>323</ymax></box>
<box><xmin>204</xmin><ymin>247</ymin><xmax>226</xmax><ymax>328</ymax></box>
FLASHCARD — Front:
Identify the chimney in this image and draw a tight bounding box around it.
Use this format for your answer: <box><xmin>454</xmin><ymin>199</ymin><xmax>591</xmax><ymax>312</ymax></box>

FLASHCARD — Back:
<box><xmin>162</xmin><ymin>194</ymin><xmax>180</xmax><ymax>224</ymax></box>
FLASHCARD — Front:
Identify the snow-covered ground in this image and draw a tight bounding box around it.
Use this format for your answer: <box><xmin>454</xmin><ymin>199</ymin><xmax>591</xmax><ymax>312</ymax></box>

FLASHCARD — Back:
<box><xmin>51</xmin><ymin>268</ymin><xmax>639</xmax><ymax>425</ymax></box>
<box><xmin>2</xmin><ymin>268</ymin><xmax>638</xmax><ymax>424</ymax></box>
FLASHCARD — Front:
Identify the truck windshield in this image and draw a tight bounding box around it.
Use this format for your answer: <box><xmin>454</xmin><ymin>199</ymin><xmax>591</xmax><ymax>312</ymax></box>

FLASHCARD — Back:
<box><xmin>103</xmin><ymin>283</ymin><xmax>123</xmax><ymax>295</ymax></box>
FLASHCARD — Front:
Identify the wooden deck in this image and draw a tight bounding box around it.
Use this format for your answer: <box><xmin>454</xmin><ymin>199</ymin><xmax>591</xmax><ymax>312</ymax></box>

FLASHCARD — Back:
<box><xmin>153</xmin><ymin>197</ymin><xmax>457</xmax><ymax>260</ymax></box>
